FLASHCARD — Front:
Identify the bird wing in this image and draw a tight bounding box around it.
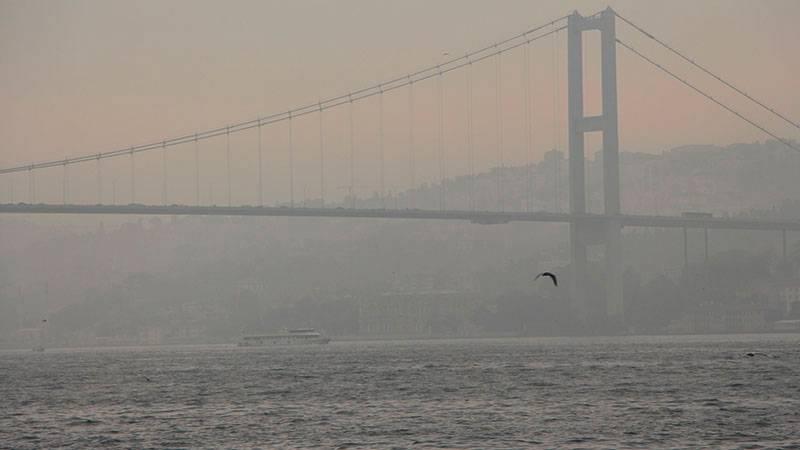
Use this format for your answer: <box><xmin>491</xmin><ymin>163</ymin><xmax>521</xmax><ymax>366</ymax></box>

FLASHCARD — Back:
<box><xmin>536</xmin><ymin>272</ymin><xmax>558</xmax><ymax>286</ymax></box>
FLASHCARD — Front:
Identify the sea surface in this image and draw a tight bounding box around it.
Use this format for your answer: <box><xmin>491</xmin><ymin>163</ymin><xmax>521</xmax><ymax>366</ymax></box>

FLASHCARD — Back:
<box><xmin>1</xmin><ymin>334</ymin><xmax>799</xmax><ymax>449</ymax></box>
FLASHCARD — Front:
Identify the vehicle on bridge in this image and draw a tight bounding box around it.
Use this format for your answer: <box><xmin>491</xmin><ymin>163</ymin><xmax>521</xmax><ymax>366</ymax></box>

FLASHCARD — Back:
<box><xmin>681</xmin><ymin>211</ymin><xmax>713</xmax><ymax>218</ymax></box>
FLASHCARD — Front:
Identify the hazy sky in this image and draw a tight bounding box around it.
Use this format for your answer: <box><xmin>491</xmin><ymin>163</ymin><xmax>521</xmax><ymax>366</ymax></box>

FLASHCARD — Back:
<box><xmin>1</xmin><ymin>0</ymin><xmax>799</xmax><ymax>205</ymax></box>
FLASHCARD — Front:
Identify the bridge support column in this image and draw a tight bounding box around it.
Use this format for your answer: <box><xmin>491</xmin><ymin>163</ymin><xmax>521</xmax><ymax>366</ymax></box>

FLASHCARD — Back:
<box><xmin>683</xmin><ymin>227</ymin><xmax>689</xmax><ymax>275</ymax></box>
<box><xmin>605</xmin><ymin>219</ymin><xmax>624</xmax><ymax>317</ymax></box>
<box><xmin>782</xmin><ymin>229</ymin><xmax>787</xmax><ymax>264</ymax></box>
<box><xmin>567</xmin><ymin>12</ymin><xmax>588</xmax><ymax>316</ymax></box>
<box><xmin>567</xmin><ymin>7</ymin><xmax>624</xmax><ymax>322</ymax></box>
<box><xmin>600</xmin><ymin>8</ymin><xmax>623</xmax><ymax>319</ymax></box>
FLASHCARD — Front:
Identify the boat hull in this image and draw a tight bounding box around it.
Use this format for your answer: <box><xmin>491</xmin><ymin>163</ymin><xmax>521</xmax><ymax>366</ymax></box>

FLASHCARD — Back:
<box><xmin>237</xmin><ymin>330</ymin><xmax>331</xmax><ymax>347</ymax></box>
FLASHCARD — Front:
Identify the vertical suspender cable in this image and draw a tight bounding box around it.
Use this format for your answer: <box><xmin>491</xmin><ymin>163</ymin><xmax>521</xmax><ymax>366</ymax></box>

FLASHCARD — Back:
<box><xmin>552</xmin><ymin>24</ymin><xmax>560</xmax><ymax>212</ymax></box>
<box><xmin>226</xmin><ymin>126</ymin><xmax>231</xmax><ymax>207</ymax></box>
<box><xmin>288</xmin><ymin>112</ymin><xmax>294</xmax><ymax>208</ymax></box>
<box><xmin>161</xmin><ymin>141</ymin><xmax>167</xmax><ymax>205</ymax></box>
<box><xmin>379</xmin><ymin>87</ymin><xmax>385</xmax><ymax>209</ymax></box>
<box><xmin>319</xmin><ymin>102</ymin><xmax>325</xmax><ymax>208</ymax></box>
<box><xmin>194</xmin><ymin>134</ymin><xmax>200</xmax><ymax>206</ymax></box>
<box><xmin>408</xmin><ymin>80</ymin><xmax>415</xmax><ymax>209</ymax></box>
<box><xmin>524</xmin><ymin>42</ymin><xmax>533</xmax><ymax>212</ymax></box>
<box><xmin>496</xmin><ymin>50</ymin><xmax>504</xmax><ymax>212</ymax></box>
<box><xmin>495</xmin><ymin>49</ymin><xmax>501</xmax><ymax>211</ymax></box>
<box><xmin>257</xmin><ymin>120</ymin><xmax>263</xmax><ymax>207</ymax></box>
<box><xmin>62</xmin><ymin>161</ymin><xmax>68</xmax><ymax>205</ymax></box>
<box><xmin>97</xmin><ymin>155</ymin><xmax>102</xmax><ymax>204</ymax></box>
<box><xmin>130</xmin><ymin>148</ymin><xmax>135</xmax><ymax>204</ymax></box>
<box><xmin>553</xmin><ymin>25</ymin><xmax>560</xmax><ymax>152</ymax></box>
<box><xmin>438</xmin><ymin>69</ymin><xmax>445</xmax><ymax>211</ymax></box>
<box><xmin>349</xmin><ymin>96</ymin><xmax>355</xmax><ymax>209</ymax></box>
<box><xmin>467</xmin><ymin>57</ymin><xmax>475</xmax><ymax>211</ymax></box>
<box><xmin>28</xmin><ymin>168</ymin><xmax>34</xmax><ymax>203</ymax></box>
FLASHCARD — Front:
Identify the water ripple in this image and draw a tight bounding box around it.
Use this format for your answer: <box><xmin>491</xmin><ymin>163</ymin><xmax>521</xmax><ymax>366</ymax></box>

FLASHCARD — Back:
<box><xmin>2</xmin><ymin>335</ymin><xmax>800</xmax><ymax>448</ymax></box>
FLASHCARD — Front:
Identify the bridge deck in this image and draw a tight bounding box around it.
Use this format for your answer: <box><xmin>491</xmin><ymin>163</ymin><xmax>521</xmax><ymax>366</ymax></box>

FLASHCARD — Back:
<box><xmin>2</xmin><ymin>203</ymin><xmax>799</xmax><ymax>231</ymax></box>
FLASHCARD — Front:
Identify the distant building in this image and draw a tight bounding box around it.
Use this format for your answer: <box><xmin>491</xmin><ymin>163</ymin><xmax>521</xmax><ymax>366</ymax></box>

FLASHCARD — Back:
<box><xmin>773</xmin><ymin>319</ymin><xmax>800</xmax><ymax>332</ymax></box>
<box><xmin>667</xmin><ymin>305</ymin><xmax>769</xmax><ymax>334</ymax></box>
<box><xmin>358</xmin><ymin>290</ymin><xmax>477</xmax><ymax>337</ymax></box>
<box><xmin>775</xmin><ymin>282</ymin><xmax>800</xmax><ymax>317</ymax></box>
<box><xmin>13</xmin><ymin>328</ymin><xmax>42</xmax><ymax>345</ymax></box>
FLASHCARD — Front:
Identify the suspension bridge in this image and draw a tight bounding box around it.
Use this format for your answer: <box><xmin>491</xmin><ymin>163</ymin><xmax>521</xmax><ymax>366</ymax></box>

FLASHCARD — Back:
<box><xmin>2</xmin><ymin>7</ymin><xmax>799</xmax><ymax>319</ymax></box>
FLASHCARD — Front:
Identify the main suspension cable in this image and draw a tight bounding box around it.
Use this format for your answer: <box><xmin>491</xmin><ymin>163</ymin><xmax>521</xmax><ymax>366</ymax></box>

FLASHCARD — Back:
<box><xmin>616</xmin><ymin>12</ymin><xmax>800</xmax><ymax>132</ymax></box>
<box><xmin>617</xmin><ymin>38</ymin><xmax>800</xmax><ymax>153</ymax></box>
<box><xmin>0</xmin><ymin>18</ymin><xmax>567</xmax><ymax>176</ymax></box>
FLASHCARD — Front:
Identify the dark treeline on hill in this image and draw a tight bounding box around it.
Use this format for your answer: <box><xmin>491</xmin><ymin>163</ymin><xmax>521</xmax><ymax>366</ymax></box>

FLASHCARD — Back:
<box><xmin>2</xmin><ymin>141</ymin><xmax>800</xmax><ymax>346</ymax></box>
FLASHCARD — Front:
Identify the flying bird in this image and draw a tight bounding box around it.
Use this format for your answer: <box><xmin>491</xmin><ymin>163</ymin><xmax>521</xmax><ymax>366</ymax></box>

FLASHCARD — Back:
<box><xmin>535</xmin><ymin>271</ymin><xmax>558</xmax><ymax>287</ymax></box>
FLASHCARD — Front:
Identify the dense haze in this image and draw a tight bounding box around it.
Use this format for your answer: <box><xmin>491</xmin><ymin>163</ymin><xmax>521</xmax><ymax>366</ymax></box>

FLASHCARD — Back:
<box><xmin>2</xmin><ymin>0</ymin><xmax>800</xmax><ymax>206</ymax></box>
<box><xmin>4</xmin><ymin>141</ymin><xmax>800</xmax><ymax>347</ymax></box>
<box><xmin>2</xmin><ymin>1</ymin><xmax>800</xmax><ymax>348</ymax></box>
<box><xmin>5</xmin><ymin>3</ymin><xmax>800</xmax><ymax>449</ymax></box>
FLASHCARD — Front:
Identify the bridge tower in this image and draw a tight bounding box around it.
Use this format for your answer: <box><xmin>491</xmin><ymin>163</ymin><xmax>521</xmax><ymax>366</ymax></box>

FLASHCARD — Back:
<box><xmin>567</xmin><ymin>8</ymin><xmax>624</xmax><ymax>321</ymax></box>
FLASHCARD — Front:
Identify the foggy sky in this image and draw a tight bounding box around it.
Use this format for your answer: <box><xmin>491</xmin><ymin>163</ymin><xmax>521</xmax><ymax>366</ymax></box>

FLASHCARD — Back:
<box><xmin>1</xmin><ymin>0</ymin><xmax>799</xmax><ymax>206</ymax></box>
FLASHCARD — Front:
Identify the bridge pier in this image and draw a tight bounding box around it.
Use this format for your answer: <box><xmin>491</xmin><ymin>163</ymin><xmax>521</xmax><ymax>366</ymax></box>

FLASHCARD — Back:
<box><xmin>567</xmin><ymin>8</ymin><xmax>624</xmax><ymax>322</ymax></box>
<box><xmin>605</xmin><ymin>219</ymin><xmax>624</xmax><ymax>317</ymax></box>
<box><xmin>782</xmin><ymin>229</ymin><xmax>787</xmax><ymax>263</ymax></box>
<box><xmin>683</xmin><ymin>226</ymin><xmax>689</xmax><ymax>275</ymax></box>
<box><xmin>569</xmin><ymin>223</ymin><xmax>589</xmax><ymax>317</ymax></box>
<box><xmin>567</xmin><ymin>11</ymin><xmax>588</xmax><ymax>316</ymax></box>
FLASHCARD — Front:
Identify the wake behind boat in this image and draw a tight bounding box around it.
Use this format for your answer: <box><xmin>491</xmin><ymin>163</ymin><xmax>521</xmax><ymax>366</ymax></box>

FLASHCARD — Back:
<box><xmin>237</xmin><ymin>328</ymin><xmax>331</xmax><ymax>347</ymax></box>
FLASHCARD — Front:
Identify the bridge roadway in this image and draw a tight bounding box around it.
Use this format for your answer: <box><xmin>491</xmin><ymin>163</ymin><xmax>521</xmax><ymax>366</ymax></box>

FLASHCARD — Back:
<box><xmin>2</xmin><ymin>203</ymin><xmax>800</xmax><ymax>231</ymax></box>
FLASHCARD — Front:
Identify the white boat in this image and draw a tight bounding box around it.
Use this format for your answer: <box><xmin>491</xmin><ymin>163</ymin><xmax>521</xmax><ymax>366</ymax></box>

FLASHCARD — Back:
<box><xmin>237</xmin><ymin>328</ymin><xmax>331</xmax><ymax>347</ymax></box>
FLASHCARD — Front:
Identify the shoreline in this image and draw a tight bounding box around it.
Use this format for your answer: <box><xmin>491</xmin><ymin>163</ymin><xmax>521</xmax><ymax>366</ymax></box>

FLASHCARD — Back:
<box><xmin>3</xmin><ymin>330</ymin><xmax>799</xmax><ymax>352</ymax></box>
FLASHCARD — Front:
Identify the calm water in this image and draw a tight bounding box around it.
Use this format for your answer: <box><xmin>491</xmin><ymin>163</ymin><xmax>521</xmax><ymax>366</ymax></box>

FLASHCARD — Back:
<box><xmin>1</xmin><ymin>335</ymin><xmax>800</xmax><ymax>449</ymax></box>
